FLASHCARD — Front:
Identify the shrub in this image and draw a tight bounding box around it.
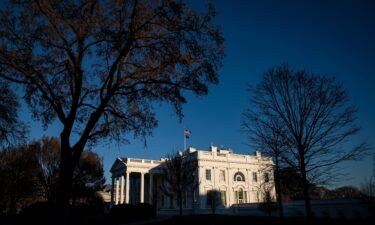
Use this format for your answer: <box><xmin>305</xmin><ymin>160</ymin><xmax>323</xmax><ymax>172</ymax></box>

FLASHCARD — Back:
<box><xmin>19</xmin><ymin>201</ymin><xmax>64</xmax><ymax>224</ymax></box>
<box><xmin>322</xmin><ymin>210</ymin><xmax>330</xmax><ymax>218</ymax></box>
<box><xmin>352</xmin><ymin>209</ymin><xmax>361</xmax><ymax>219</ymax></box>
<box><xmin>134</xmin><ymin>203</ymin><xmax>156</xmax><ymax>219</ymax></box>
<box><xmin>71</xmin><ymin>204</ymin><xmax>104</xmax><ymax>219</ymax></box>
<box><xmin>108</xmin><ymin>204</ymin><xmax>135</xmax><ymax>224</ymax></box>
<box><xmin>108</xmin><ymin>203</ymin><xmax>156</xmax><ymax>224</ymax></box>
<box><xmin>337</xmin><ymin>210</ymin><xmax>345</xmax><ymax>219</ymax></box>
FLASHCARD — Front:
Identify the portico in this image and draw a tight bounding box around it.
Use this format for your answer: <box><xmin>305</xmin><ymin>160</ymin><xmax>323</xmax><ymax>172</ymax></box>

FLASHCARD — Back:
<box><xmin>110</xmin><ymin>158</ymin><xmax>162</xmax><ymax>205</ymax></box>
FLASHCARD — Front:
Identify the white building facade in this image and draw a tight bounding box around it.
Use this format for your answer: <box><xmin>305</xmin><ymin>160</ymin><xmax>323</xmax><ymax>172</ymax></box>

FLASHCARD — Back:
<box><xmin>110</xmin><ymin>146</ymin><xmax>275</xmax><ymax>213</ymax></box>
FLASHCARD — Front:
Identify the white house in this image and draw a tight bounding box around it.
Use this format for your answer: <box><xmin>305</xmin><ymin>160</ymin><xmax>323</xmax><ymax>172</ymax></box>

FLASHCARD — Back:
<box><xmin>110</xmin><ymin>145</ymin><xmax>275</xmax><ymax>213</ymax></box>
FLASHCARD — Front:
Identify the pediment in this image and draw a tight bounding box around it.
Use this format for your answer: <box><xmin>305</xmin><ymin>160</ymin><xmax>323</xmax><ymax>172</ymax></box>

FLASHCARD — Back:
<box><xmin>110</xmin><ymin>158</ymin><xmax>126</xmax><ymax>173</ymax></box>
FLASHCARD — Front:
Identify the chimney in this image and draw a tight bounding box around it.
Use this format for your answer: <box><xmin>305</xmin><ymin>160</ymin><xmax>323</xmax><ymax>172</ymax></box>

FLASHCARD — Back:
<box><xmin>210</xmin><ymin>145</ymin><xmax>217</xmax><ymax>153</ymax></box>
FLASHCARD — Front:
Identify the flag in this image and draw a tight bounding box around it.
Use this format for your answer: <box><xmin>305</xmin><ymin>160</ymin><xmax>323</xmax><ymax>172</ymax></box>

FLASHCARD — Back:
<box><xmin>184</xmin><ymin>129</ymin><xmax>191</xmax><ymax>138</ymax></box>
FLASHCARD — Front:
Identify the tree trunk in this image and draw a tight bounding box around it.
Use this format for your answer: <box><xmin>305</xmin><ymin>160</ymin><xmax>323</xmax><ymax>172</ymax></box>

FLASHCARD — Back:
<box><xmin>57</xmin><ymin>145</ymin><xmax>74</xmax><ymax>206</ymax></box>
<box><xmin>56</xmin><ymin>137</ymin><xmax>77</xmax><ymax>225</ymax></box>
<box><xmin>300</xmin><ymin>158</ymin><xmax>312</xmax><ymax>218</ymax></box>
<box><xmin>274</xmin><ymin>157</ymin><xmax>284</xmax><ymax>218</ymax></box>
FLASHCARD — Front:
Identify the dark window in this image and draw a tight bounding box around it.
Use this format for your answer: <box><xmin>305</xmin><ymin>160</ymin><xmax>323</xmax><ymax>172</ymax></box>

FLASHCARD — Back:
<box><xmin>264</xmin><ymin>173</ymin><xmax>269</xmax><ymax>183</ymax></box>
<box><xmin>252</xmin><ymin>172</ymin><xmax>258</xmax><ymax>182</ymax></box>
<box><xmin>206</xmin><ymin>169</ymin><xmax>211</xmax><ymax>181</ymax></box>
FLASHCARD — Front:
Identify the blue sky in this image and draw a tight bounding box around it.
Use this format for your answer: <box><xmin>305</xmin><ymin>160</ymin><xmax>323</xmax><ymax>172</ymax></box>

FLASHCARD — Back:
<box><xmin>20</xmin><ymin>0</ymin><xmax>375</xmax><ymax>188</ymax></box>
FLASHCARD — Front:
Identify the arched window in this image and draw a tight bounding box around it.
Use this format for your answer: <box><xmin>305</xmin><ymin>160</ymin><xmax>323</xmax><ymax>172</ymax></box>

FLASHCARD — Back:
<box><xmin>234</xmin><ymin>172</ymin><xmax>245</xmax><ymax>182</ymax></box>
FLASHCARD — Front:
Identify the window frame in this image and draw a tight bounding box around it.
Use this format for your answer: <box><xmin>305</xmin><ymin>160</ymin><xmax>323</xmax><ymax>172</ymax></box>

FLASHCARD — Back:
<box><xmin>205</xmin><ymin>169</ymin><xmax>211</xmax><ymax>181</ymax></box>
<box><xmin>264</xmin><ymin>172</ymin><xmax>269</xmax><ymax>183</ymax></box>
<box><xmin>252</xmin><ymin>172</ymin><xmax>258</xmax><ymax>182</ymax></box>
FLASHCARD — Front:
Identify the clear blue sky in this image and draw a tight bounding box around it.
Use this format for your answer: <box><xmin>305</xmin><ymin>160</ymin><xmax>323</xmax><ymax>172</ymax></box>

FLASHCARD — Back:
<box><xmin>20</xmin><ymin>0</ymin><xmax>375</xmax><ymax>188</ymax></box>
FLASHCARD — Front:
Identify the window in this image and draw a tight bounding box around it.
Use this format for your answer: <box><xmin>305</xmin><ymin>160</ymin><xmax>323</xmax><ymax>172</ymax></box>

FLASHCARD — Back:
<box><xmin>264</xmin><ymin>173</ymin><xmax>269</xmax><ymax>183</ymax></box>
<box><xmin>220</xmin><ymin>191</ymin><xmax>226</xmax><ymax>206</ymax></box>
<box><xmin>220</xmin><ymin>170</ymin><xmax>225</xmax><ymax>182</ymax></box>
<box><xmin>238</xmin><ymin>189</ymin><xmax>243</xmax><ymax>203</ymax></box>
<box><xmin>206</xmin><ymin>169</ymin><xmax>211</xmax><ymax>181</ymax></box>
<box><xmin>236</xmin><ymin>188</ymin><xmax>246</xmax><ymax>204</ymax></box>
<box><xmin>234</xmin><ymin>172</ymin><xmax>245</xmax><ymax>182</ymax></box>
<box><xmin>252</xmin><ymin>172</ymin><xmax>258</xmax><ymax>182</ymax></box>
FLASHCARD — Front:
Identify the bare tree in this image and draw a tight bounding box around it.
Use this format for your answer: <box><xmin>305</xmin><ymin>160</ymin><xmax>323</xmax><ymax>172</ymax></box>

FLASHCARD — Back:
<box><xmin>71</xmin><ymin>150</ymin><xmax>105</xmax><ymax>205</ymax></box>
<box><xmin>0</xmin><ymin>0</ymin><xmax>224</xmax><ymax>207</ymax></box>
<box><xmin>258</xmin><ymin>189</ymin><xmax>277</xmax><ymax>216</ymax></box>
<box><xmin>247</xmin><ymin>65</ymin><xmax>368</xmax><ymax>218</ymax></box>
<box><xmin>33</xmin><ymin>137</ymin><xmax>105</xmax><ymax>204</ymax></box>
<box><xmin>160</xmin><ymin>151</ymin><xmax>198</xmax><ymax>216</ymax></box>
<box><xmin>0</xmin><ymin>137</ymin><xmax>105</xmax><ymax>215</ymax></box>
<box><xmin>242</xmin><ymin>110</ymin><xmax>286</xmax><ymax>217</ymax></box>
<box><xmin>34</xmin><ymin>137</ymin><xmax>61</xmax><ymax>202</ymax></box>
<box><xmin>360</xmin><ymin>177</ymin><xmax>375</xmax><ymax>218</ymax></box>
<box><xmin>361</xmin><ymin>177</ymin><xmax>375</xmax><ymax>198</ymax></box>
<box><xmin>253</xmin><ymin>164</ymin><xmax>276</xmax><ymax>203</ymax></box>
<box><xmin>0</xmin><ymin>81</ymin><xmax>27</xmax><ymax>147</ymax></box>
<box><xmin>0</xmin><ymin>145</ymin><xmax>39</xmax><ymax>215</ymax></box>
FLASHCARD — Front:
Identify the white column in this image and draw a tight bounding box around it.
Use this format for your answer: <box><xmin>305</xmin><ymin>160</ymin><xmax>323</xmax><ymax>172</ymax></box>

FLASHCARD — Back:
<box><xmin>149</xmin><ymin>173</ymin><xmax>153</xmax><ymax>204</ymax></box>
<box><xmin>111</xmin><ymin>177</ymin><xmax>115</xmax><ymax>204</ymax></box>
<box><xmin>212</xmin><ymin>167</ymin><xmax>216</xmax><ymax>188</ymax></box>
<box><xmin>115</xmin><ymin>177</ymin><xmax>120</xmax><ymax>205</ymax></box>
<box><xmin>199</xmin><ymin>166</ymin><xmax>204</xmax><ymax>208</ymax></box>
<box><xmin>140</xmin><ymin>172</ymin><xmax>145</xmax><ymax>203</ymax></box>
<box><xmin>246</xmin><ymin>169</ymin><xmax>251</xmax><ymax>203</ymax></box>
<box><xmin>125</xmin><ymin>172</ymin><xmax>130</xmax><ymax>204</ymax></box>
<box><xmin>120</xmin><ymin>175</ymin><xmax>125</xmax><ymax>204</ymax></box>
<box><xmin>227</xmin><ymin>168</ymin><xmax>231</xmax><ymax>206</ymax></box>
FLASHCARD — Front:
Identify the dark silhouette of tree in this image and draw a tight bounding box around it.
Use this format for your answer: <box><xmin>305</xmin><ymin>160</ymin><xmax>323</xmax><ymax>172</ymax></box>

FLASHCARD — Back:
<box><xmin>0</xmin><ymin>0</ymin><xmax>224</xmax><ymax>207</ymax></box>
<box><xmin>258</xmin><ymin>190</ymin><xmax>277</xmax><ymax>216</ymax></box>
<box><xmin>279</xmin><ymin>166</ymin><xmax>305</xmax><ymax>200</ymax></box>
<box><xmin>247</xmin><ymin>65</ymin><xmax>368</xmax><ymax>218</ymax></box>
<box><xmin>361</xmin><ymin>177</ymin><xmax>375</xmax><ymax>198</ymax></box>
<box><xmin>34</xmin><ymin>137</ymin><xmax>61</xmax><ymax>202</ymax></box>
<box><xmin>360</xmin><ymin>177</ymin><xmax>375</xmax><ymax>218</ymax></box>
<box><xmin>71</xmin><ymin>150</ymin><xmax>105</xmax><ymax>205</ymax></box>
<box><xmin>252</xmin><ymin>164</ymin><xmax>276</xmax><ymax>205</ymax></box>
<box><xmin>0</xmin><ymin>137</ymin><xmax>105</xmax><ymax>216</ymax></box>
<box><xmin>242</xmin><ymin>109</ymin><xmax>286</xmax><ymax>217</ymax></box>
<box><xmin>33</xmin><ymin>137</ymin><xmax>105</xmax><ymax>204</ymax></box>
<box><xmin>0</xmin><ymin>145</ymin><xmax>39</xmax><ymax>215</ymax></box>
<box><xmin>0</xmin><ymin>81</ymin><xmax>27</xmax><ymax>147</ymax></box>
<box><xmin>160</xmin><ymin>151</ymin><xmax>198</xmax><ymax>216</ymax></box>
<box><xmin>331</xmin><ymin>186</ymin><xmax>363</xmax><ymax>199</ymax></box>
